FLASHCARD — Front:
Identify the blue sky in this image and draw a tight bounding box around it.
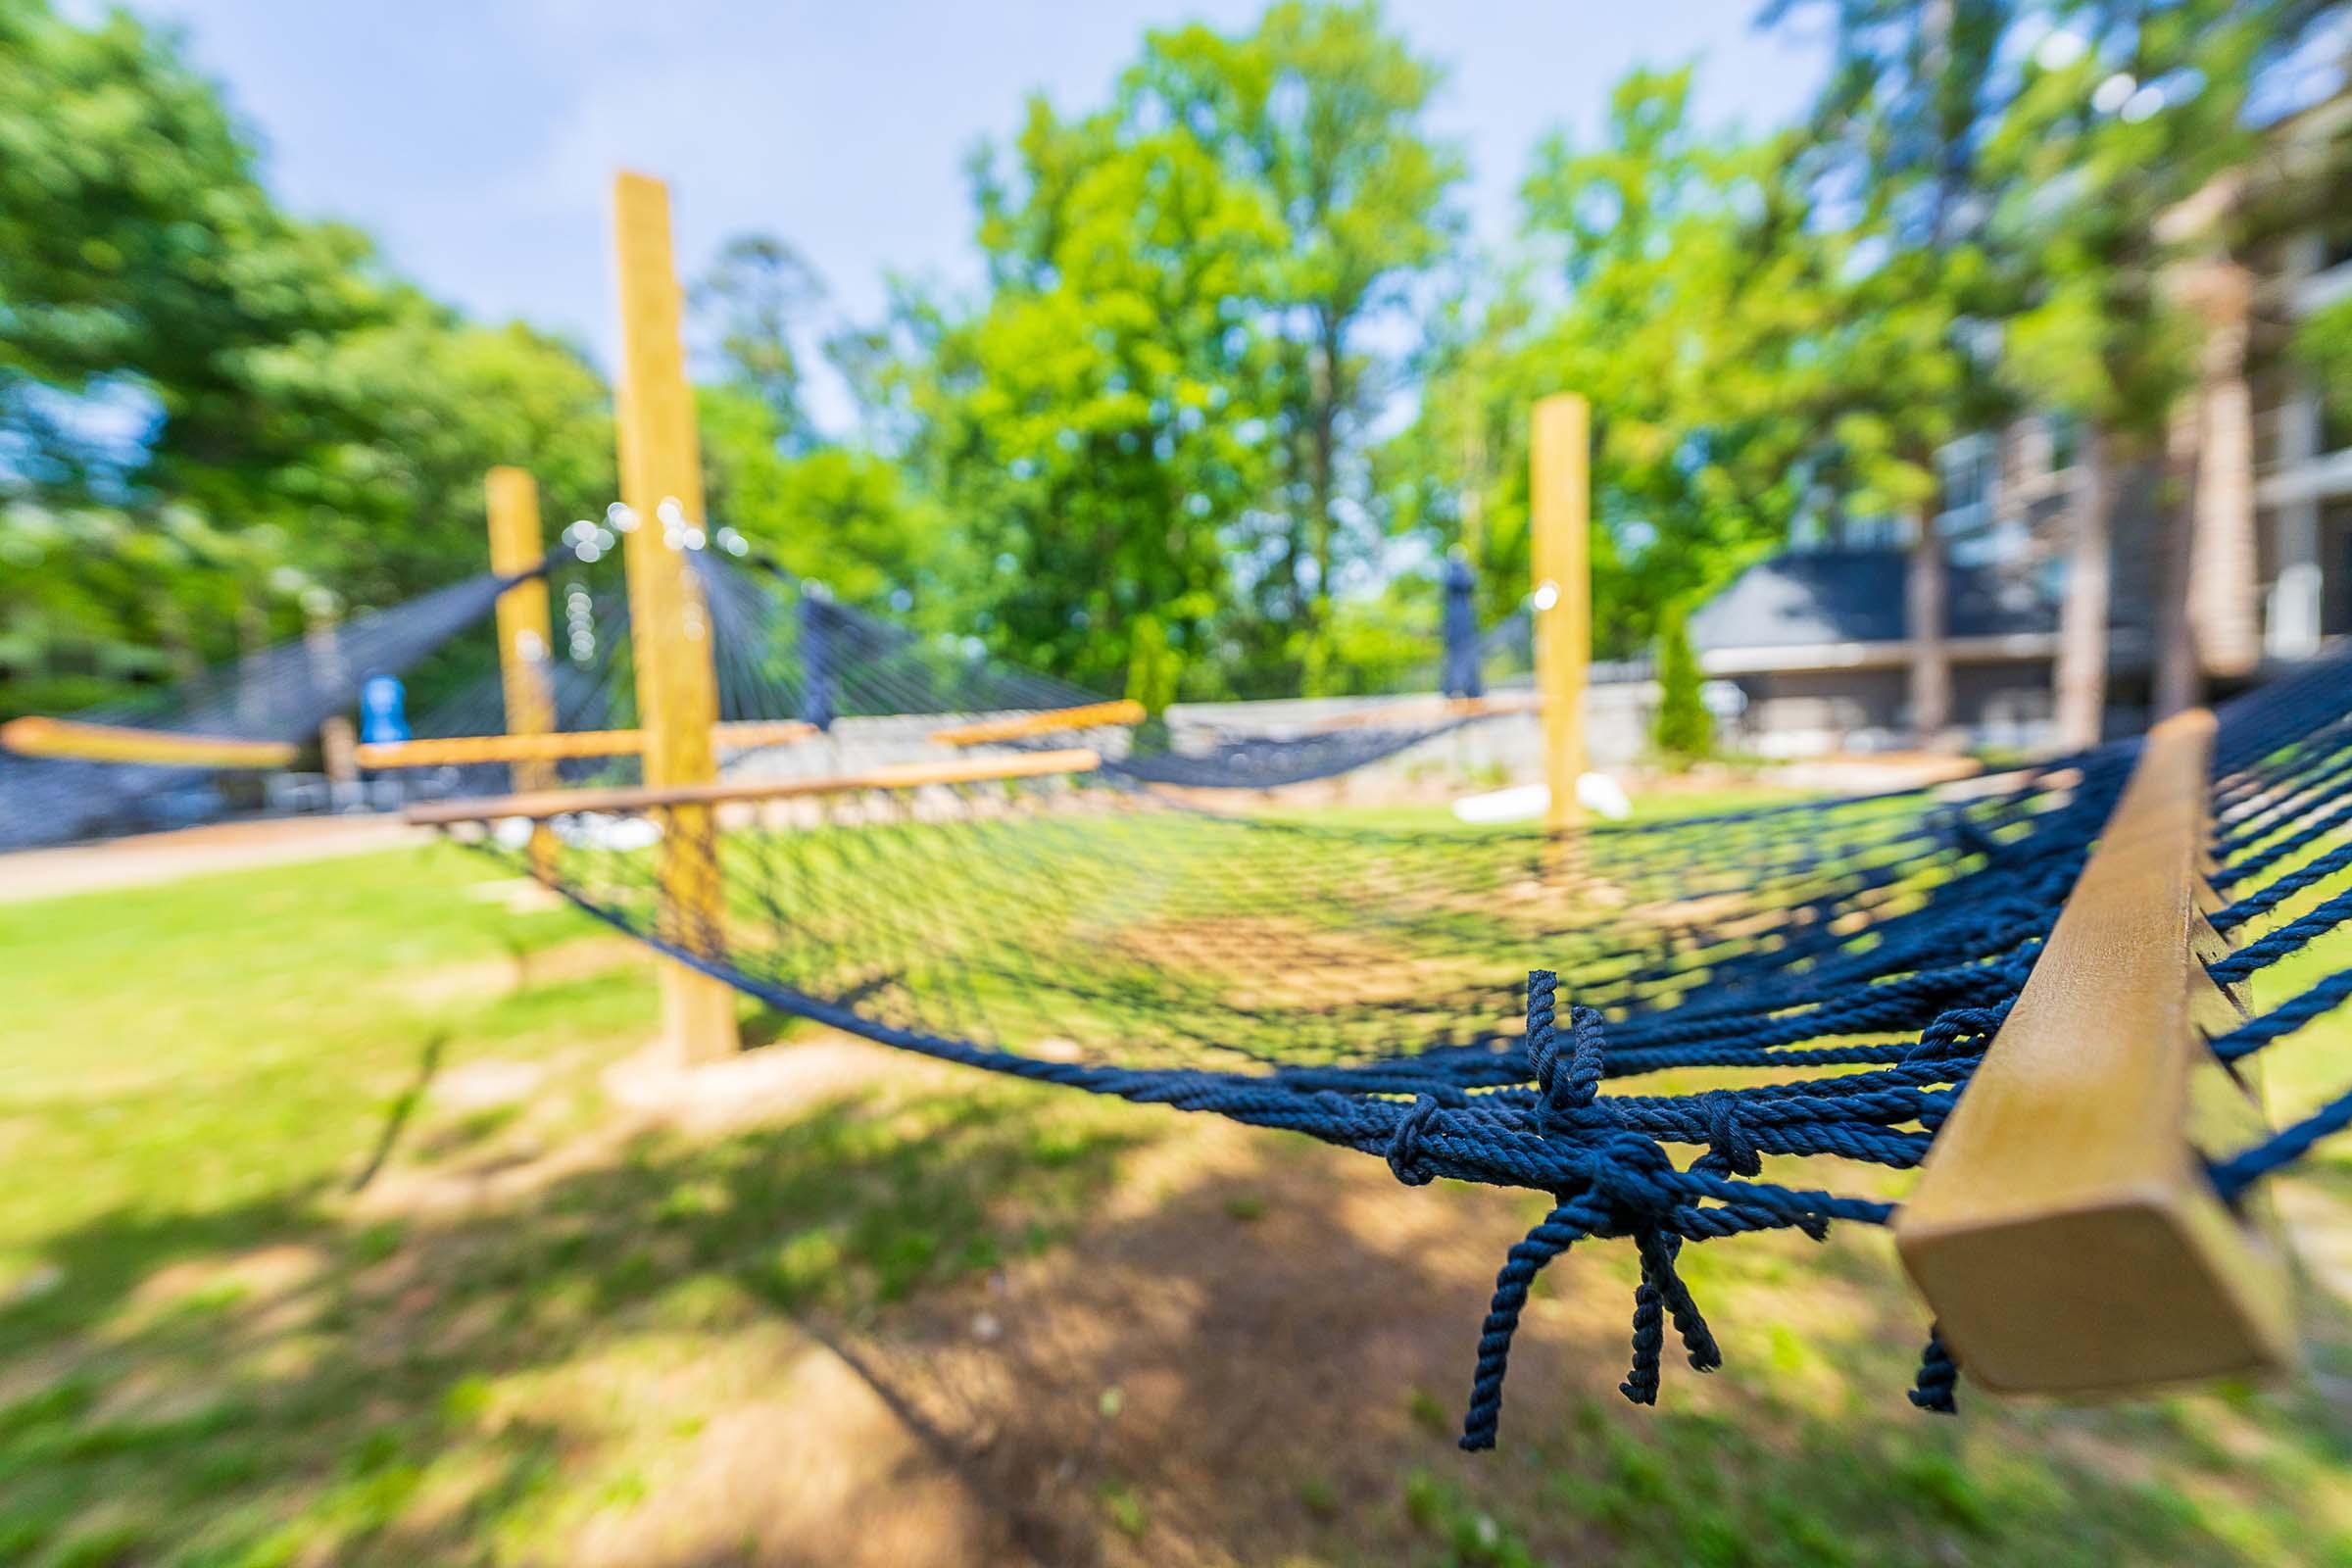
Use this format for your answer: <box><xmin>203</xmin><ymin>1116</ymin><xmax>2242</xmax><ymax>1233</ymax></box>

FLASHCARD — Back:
<box><xmin>95</xmin><ymin>1</ymin><xmax>1829</xmax><ymax>427</ymax></box>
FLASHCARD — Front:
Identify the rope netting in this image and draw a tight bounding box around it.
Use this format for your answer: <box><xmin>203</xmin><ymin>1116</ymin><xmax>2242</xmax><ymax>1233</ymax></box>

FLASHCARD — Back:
<box><xmin>690</xmin><ymin>552</ymin><xmax>1535</xmax><ymax>791</ymax></box>
<box><xmin>374</xmin><ymin>546</ymin><xmax>1519</xmax><ymax>806</ymax></box>
<box><xmin>0</xmin><ymin>565</ymin><xmax>540</xmax><ymax>851</ymax></box>
<box><xmin>417</xmin><ymin>543</ymin><xmax>2352</xmax><ymax>1447</ymax></box>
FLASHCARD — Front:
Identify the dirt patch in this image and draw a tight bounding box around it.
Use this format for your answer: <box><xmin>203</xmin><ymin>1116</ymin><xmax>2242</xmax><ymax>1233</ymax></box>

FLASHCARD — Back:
<box><xmin>600</xmin><ymin>1036</ymin><xmax>958</xmax><ymax>1136</ymax></box>
<box><xmin>115</xmin><ymin>1242</ymin><xmax>329</xmax><ymax>1344</ymax></box>
<box><xmin>566</xmin><ymin>1330</ymin><xmax>1028</xmax><ymax>1568</ymax></box>
<box><xmin>394</xmin><ymin>935</ymin><xmax>649</xmax><ymax>1009</ymax></box>
<box><xmin>791</xmin><ymin>1121</ymin><xmax>1561</xmax><ymax>1566</ymax></box>
<box><xmin>351</xmin><ymin>1035</ymin><xmax>934</xmax><ymax>1222</ymax></box>
<box><xmin>430</xmin><ymin>1058</ymin><xmax>550</xmax><ymax>1112</ymax></box>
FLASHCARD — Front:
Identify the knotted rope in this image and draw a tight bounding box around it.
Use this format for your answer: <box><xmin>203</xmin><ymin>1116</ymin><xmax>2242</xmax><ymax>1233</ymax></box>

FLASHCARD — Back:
<box><xmin>1458</xmin><ymin>972</ymin><xmax>1764</xmax><ymax>1449</ymax></box>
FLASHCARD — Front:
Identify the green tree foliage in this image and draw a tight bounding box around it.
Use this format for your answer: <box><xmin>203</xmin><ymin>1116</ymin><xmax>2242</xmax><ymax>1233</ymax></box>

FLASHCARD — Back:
<box><xmin>873</xmin><ymin>93</ymin><xmax>1285</xmax><ymax>694</ymax></box>
<box><xmin>0</xmin><ymin>0</ymin><xmax>380</xmax><ymax>498</ymax></box>
<box><xmin>0</xmin><ymin>0</ymin><xmax>618</xmax><ymax>699</ymax></box>
<box><xmin>2298</xmin><ymin>295</ymin><xmax>2352</xmax><ymax>422</ymax></box>
<box><xmin>235</xmin><ymin>305</ymin><xmax>616</xmax><ymax>602</ymax></box>
<box><xmin>1650</xmin><ymin>599</ymin><xmax>1712</xmax><ymax>761</ymax></box>
<box><xmin>1773</xmin><ymin>0</ymin><xmax>2019</xmax><ymax>518</ymax></box>
<box><xmin>1982</xmin><ymin>2</ymin><xmax>2339</xmax><ymax>452</ymax></box>
<box><xmin>698</xmin><ymin>385</ymin><xmax>944</xmax><ymax>617</ymax></box>
<box><xmin>691</xmin><ymin>232</ymin><xmax>827</xmax><ymax>453</ymax></box>
<box><xmin>1398</xmin><ymin>70</ymin><xmax>1826</xmax><ymax>660</ymax></box>
<box><xmin>1125</xmin><ymin>2</ymin><xmax>1466</xmax><ymax>692</ymax></box>
<box><xmin>1124</xmin><ymin>612</ymin><xmax>1180</xmax><ymax>715</ymax></box>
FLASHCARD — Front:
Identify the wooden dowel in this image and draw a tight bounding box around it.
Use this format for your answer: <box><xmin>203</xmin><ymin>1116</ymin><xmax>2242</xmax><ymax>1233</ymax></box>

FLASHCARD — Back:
<box><xmin>1295</xmin><ymin>693</ymin><xmax>1540</xmax><ymax>735</ymax></box>
<box><xmin>929</xmin><ymin>699</ymin><xmax>1147</xmax><ymax>747</ymax></box>
<box><xmin>1894</xmin><ymin>708</ymin><xmax>2293</xmax><ymax>1396</ymax></box>
<box><xmin>355</xmin><ymin>719</ymin><xmax>815</xmax><ymax>770</ymax></box>
<box><xmin>404</xmin><ymin>747</ymin><xmax>1102</xmax><ymax>826</ymax></box>
<box><xmin>0</xmin><ymin>716</ymin><xmax>298</xmax><ymax>770</ymax></box>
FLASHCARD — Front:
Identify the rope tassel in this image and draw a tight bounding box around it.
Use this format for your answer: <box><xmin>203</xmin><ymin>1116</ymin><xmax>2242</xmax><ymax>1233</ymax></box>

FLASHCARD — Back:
<box><xmin>1909</xmin><ymin>1323</ymin><xmax>1960</xmax><ymax>1413</ymax></box>
<box><xmin>1458</xmin><ymin>973</ymin><xmax>1731</xmax><ymax>1448</ymax></box>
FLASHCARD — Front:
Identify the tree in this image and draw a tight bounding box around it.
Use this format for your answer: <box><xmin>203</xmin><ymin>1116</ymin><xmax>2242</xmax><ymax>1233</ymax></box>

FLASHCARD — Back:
<box><xmin>698</xmin><ymin>385</ymin><xmax>945</xmax><ymax>617</ymax></box>
<box><xmin>1988</xmin><ymin>0</ymin><xmax>2337</xmax><ymax>747</ymax></box>
<box><xmin>0</xmin><ymin>0</ymin><xmax>627</xmax><ymax>708</ymax></box>
<box><xmin>1651</xmin><ymin>599</ymin><xmax>1713</xmax><ymax>761</ymax></box>
<box><xmin>1767</xmin><ymin>0</ymin><xmax>2022</xmax><ymax>746</ymax></box>
<box><xmin>233</xmin><ymin>304</ymin><xmax>616</xmax><ymax>604</ymax></box>
<box><xmin>1124</xmin><ymin>611</ymin><xmax>1180</xmax><ymax>715</ymax></box>
<box><xmin>1397</xmin><ymin>70</ymin><xmax>1829</xmax><ymax>661</ymax></box>
<box><xmin>691</xmin><ymin>233</ymin><xmax>828</xmax><ymax>453</ymax></box>
<box><xmin>1124</xmin><ymin>2</ymin><xmax>1466</xmax><ymax>691</ymax></box>
<box><xmin>873</xmin><ymin>97</ymin><xmax>1285</xmax><ymax>694</ymax></box>
<box><xmin>0</xmin><ymin>2</ymin><xmax>406</xmax><ymax>509</ymax></box>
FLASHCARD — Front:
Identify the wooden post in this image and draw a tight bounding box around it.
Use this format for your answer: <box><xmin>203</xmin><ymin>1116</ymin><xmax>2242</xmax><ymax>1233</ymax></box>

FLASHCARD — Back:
<box><xmin>612</xmin><ymin>171</ymin><xmax>741</xmax><ymax>1063</ymax></box>
<box><xmin>305</xmin><ymin>597</ymin><xmax>360</xmax><ymax>808</ymax></box>
<box><xmin>1530</xmin><ymin>394</ymin><xmax>1591</xmax><ymax>833</ymax></box>
<box><xmin>1895</xmin><ymin>709</ymin><xmax>2293</xmax><ymax>1395</ymax></box>
<box><xmin>485</xmin><ymin>466</ymin><xmax>560</xmax><ymax>881</ymax></box>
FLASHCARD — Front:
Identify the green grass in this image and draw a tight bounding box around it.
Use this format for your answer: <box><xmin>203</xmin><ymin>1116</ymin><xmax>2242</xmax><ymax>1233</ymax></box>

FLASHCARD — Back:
<box><xmin>0</xmin><ymin>810</ymin><xmax>2349</xmax><ymax>1565</ymax></box>
<box><xmin>0</xmin><ymin>844</ymin><xmax>1142</xmax><ymax>1565</ymax></box>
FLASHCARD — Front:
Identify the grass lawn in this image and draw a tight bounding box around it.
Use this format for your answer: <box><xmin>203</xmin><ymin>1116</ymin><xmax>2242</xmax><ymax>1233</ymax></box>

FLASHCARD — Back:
<box><xmin>0</xmin><ymin>806</ymin><xmax>2349</xmax><ymax>1565</ymax></box>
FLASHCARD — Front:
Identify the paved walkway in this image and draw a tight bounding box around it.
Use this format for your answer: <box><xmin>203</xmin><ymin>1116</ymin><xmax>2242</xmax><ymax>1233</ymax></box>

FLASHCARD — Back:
<box><xmin>0</xmin><ymin>813</ymin><xmax>433</xmax><ymax>905</ymax></box>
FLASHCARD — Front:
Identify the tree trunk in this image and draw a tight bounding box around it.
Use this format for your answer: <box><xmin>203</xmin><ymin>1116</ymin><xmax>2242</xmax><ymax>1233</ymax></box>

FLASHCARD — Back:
<box><xmin>2053</xmin><ymin>432</ymin><xmax>2113</xmax><ymax>751</ymax></box>
<box><xmin>2154</xmin><ymin>385</ymin><xmax>2202</xmax><ymax>718</ymax></box>
<box><xmin>1302</xmin><ymin>332</ymin><xmax>1339</xmax><ymax>695</ymax></box>
<box><xmin>2190</xmin><ymin>267</ymin><xmax>2259</xmax><ymax>679</ymax></box>
<box><xmin>1906</xmin><ymin>508</ymin><xmax>1952</xmax><ymax>746</ymax></box>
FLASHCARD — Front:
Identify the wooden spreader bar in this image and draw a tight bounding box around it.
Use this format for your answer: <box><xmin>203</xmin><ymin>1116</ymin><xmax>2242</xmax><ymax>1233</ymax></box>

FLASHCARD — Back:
<box><xmin>0</xmin><ymin>716</ymin><xmax>299</xmax><ymax>770</ymax></box>
<box><xmin>354</xmin><ymin>719</ymin><xmax>814</xmax><ymax>770</ymax></box>
<box><xmin>405</xmin><ymin>747</ymin><xmax>1102</xmax><ymax>826</ymax></box>
<box><xmin>1297</xmin><ymin>693</ymin><xmax>1540</xmax><ymax>735</ymax></box>
<box><xmin>1894</xmin><ymin>709</ymin><xmax>2293</xmax><ymax>1396</ymax></box>
<box><xmin>929</xmin><ymin>700</ymin><xmax>1145</xmax><ymax>748</ymax></box>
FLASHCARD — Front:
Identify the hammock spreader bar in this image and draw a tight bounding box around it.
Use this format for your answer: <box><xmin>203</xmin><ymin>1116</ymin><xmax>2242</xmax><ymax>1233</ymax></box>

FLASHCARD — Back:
<box><xmin>403</xmin><ymin>746</ymin><xmax>1103</xmax><ymax>824</ymax></box>
<box><xmin>0</xmin><ymin>716</ymin><xmax>300</xmax><ymax>770</ymax></box>
<box><xmin>354</xmin><ymin>718</ymin><xmax>815</xmax><ymax>770</ymax></box>
<box><xmin>928</xmin><ymin>699</ymin><xmax>1145</xmax><ymax>748</ymax></box>
<box><xmin>1894</xmin><ymin>708</ymin><xmax>2295</xmax><ymax>1394</ymax></box>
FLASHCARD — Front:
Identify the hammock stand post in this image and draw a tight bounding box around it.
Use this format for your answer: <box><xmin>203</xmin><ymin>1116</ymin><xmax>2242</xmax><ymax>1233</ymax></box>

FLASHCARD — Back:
<box><xmin>1894</xmin><ymin>709</ymin><xmax>2294</xmax><ymax>1395</ymax></box>
<box><xmin>305</xmin><ymin>599</ymin><xmax>362</xmax><ymax>808</ymax></box>
<box><xmin>484</xmin><ymin>466</ymin><xmax>561</xmax><ymax>881</ymax></box>
<box><xmin>1530</xmin><ymin>393</ymin><xmax>1591</xmax><ymax>835</ymax></box>
<box><xmin>612</xmin><ymin>170</ymin><xmax>741</xmax><ymax>1064</ymax></box>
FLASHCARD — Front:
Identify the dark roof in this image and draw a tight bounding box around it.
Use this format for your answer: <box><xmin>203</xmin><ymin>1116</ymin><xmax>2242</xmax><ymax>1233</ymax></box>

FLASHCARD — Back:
<box><xmin>1687</xmin><ymin>547</ymin><xmax>2057</xmax><ymax>652</ymax></box>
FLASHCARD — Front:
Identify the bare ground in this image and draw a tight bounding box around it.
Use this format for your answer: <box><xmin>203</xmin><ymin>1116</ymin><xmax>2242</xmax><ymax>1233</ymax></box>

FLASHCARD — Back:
<box><xmin>313</xmin><ymin>1025</ymin><xmax>2352</xmax><ymax>1568</ymax></box>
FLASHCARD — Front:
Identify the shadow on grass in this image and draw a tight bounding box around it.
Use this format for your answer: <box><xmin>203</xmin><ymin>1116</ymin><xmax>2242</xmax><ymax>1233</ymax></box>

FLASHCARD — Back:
<box><xmin>4</xmin><ymin>1074</ymin><xmax>2350</xmax><ymax>1567</ymax></box>
<box><xmin>347</xmin><ymin>1031</ymin><xmax>452</xmax><ymax>1195</ymax></box>
<box><xmin>0</xmin><ymin>1079</ymin><xmax>1142</xmax><ymax>1566</ymax></box>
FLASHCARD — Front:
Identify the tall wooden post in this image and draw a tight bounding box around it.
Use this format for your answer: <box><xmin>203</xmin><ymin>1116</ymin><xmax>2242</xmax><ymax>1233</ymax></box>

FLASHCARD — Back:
<box><xmin>612</xmin><ymin>171</ymin><xmax>740</xmax><ymax>1062</ymax></box>
<box><xmin>485</xmin><ymin>466</ymin><xmax>560</xmax><ymax>881</ymax></box>
<box><xmin>1530</xmin><ymin>394</ymin><xmax>1591</xmax><ymax>833</ymax></box>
